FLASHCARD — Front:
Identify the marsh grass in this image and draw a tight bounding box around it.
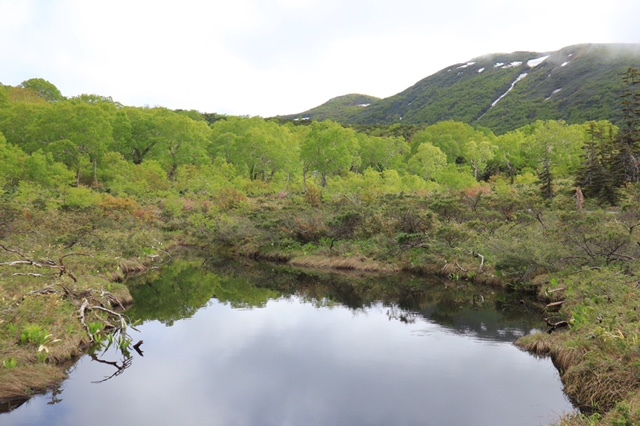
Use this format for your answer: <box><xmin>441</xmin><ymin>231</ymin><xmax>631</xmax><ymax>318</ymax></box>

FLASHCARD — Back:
<box><xmin>516</xmin><ymin>264</ymin><xmax>640</xmax><ymax>423</ymax></box>
<box><xmin>289</xmin><ymin>255</ymin><xmax>399</xmax><ymax>273</ymax></box>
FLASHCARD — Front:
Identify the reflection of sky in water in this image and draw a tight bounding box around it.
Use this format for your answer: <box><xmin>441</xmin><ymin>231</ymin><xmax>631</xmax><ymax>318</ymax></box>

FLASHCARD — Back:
<box><xmin>3</xmin><ymin>297</ymin><xmax>574</xmax><ymax>426</ymax></box>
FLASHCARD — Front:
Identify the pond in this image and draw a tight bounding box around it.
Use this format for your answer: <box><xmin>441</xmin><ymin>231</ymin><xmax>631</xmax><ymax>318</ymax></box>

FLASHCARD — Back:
<box><xmin>2</xmin><ymin>257</ymin><xmax>575</xmax><ymax>425</ymax></box>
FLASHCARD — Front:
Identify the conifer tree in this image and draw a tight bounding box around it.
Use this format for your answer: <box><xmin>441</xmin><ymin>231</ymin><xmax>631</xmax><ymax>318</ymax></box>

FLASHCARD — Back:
<box><xmin>538</xmin><ymin>146</ymin><xmax>554</xmax><ymax>200</ymax></box>
<box><xmin>612</xmin><ymin>67</ymin><xmax>640</xmax><ymax>185</ymax></box>
<box><xmin>575</xmin><ymin>122</ymin><xmax>618</xmax><ymax>205</ymax></box>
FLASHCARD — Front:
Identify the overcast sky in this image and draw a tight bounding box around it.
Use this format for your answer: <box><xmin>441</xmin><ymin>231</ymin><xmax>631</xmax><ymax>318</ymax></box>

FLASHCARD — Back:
<box><xmin>1</xmin><ymin>0</ymin><xmax>639</xmax><ymax>117</ymax></box>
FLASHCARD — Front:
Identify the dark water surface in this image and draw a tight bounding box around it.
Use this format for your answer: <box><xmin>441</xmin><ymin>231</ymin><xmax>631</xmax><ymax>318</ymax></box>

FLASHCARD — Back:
<box><xmin>2</xmin><ymin>259</ymin><xmax>575</xmax><ymax>425</ymax></box>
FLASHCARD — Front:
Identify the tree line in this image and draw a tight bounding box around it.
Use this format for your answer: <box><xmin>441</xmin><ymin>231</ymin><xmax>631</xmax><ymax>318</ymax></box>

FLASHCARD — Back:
<box><xmin>1</xmin><ymin>72</ymin><xmax>639</xmax><ymax>206</ymax></box>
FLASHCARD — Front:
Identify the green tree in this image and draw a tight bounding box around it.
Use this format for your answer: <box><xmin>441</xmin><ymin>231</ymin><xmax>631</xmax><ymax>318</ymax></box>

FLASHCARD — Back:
<box><xmin>19</xmin><ymin>78</ymin><xmax>64</xmax><ymax>102</ymax></box>
<box><xmin>119</xmin><ymin>107</ymin><xmax>170</xmax><ymax>165</ymax></box>
<box><xmin>465</xmin><ymin>139</ymin><xmax>497</xmax><ymax>180</ymax></box>
<box><xmin>410</xmin><ymin>121</ymin><xmax>480</xmax><ymax>164</ymax></box>
<box><xmin>210</xmin><ymin>117</ymin><xmax>300</xmax><ymax>182</ymax></box>
<box><xmin>521</xmin><ymin>120</ymin><xmax>585</xmax><ymax>178</ymax></box>
<box><xmin>358</xmin><ymin>134</ymin><xmax>409</xmax><ymax>172</ymax></box>
<box><xmin>575</xmin><ymin>121</ymin><xmax>619</xmax><ymax>205</ymax></box>
<box><xmin>152</xmin><ymin>111</ymin><xmax>211</xmax><ymax>180</ymax></box>
<box><xmin>0</xmin><ymin>103</ymin><xmax>50</xmax><ymax>150</ymax></box>
<box><xmin>28</xmin><ymin>102</ymin><xmax>114</xmax><ymax>185</ymax></box>
<box><xmin>300</xmin><ymin>121</ymin><xmax>359</xmax><ymax>187</ymax></box>
<box><xmin>612</xmin><ymin>67</ymin><xmax>640</xmax><ymax>185</ymax></box>
<box><xmin>407</xmin><ymin>143</ymin><xmax>448</xmax><ymax>180</ymax></box>
<box><xmin>0</xmin><ymin>131</ymin><xmax>27</xmax><ymax>190</ymax></box>
<box><xmin>486</xmin><ymin>130</ymin><xmax>527</xmax><ymax>182</ymax></box>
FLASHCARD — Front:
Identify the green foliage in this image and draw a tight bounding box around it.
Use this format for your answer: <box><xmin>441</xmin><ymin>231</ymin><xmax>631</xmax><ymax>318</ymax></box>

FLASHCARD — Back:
<box><xmin>407</xmin><ymin>143</ymin><xmax>448</xmax><ymax>180</ymax></box>
<box><xmin>300</xmin><ymin>121</ymin><xmax>359</xmax><ymax>186</ymax></box>
<box><xmin>434</xmin><ymin>164</ymin><xmax>478</xmax><ymax>190</ymax></box>
<box><xmin>2</xmin><ymin>358</ymin><xmax>18</xmax><ymax>370</ymax></box>
<box><xmin>127</xmin><ymin>260</ymin><xmax>278</xmax><ymax>325</ymax></box>
<box><xmin>19</xmin><ymin>78</ymin><xmax>64</xmax><ymax>102</ymax></box>
<box><xmin>210</xmin><ymin>116</ymin><xmax>300</xmax><ymax>181</ymax></box>
<box><xmin>61</xmin><ymin>186</ymin><xmax>103</xmax><ymax>210</ymax></box>
<box><xmin>20</xmin><ymin>325</ymin><xmax>50</xmax><ymax>346</ymax></box>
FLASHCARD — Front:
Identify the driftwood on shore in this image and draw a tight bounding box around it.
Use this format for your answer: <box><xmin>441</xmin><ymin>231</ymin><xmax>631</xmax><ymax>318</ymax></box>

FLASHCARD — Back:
<box><xmin>545</xmin><ymin>300</ymin><xmax>565</xmax><ymax>311</ymax></box>
<box><xmin>545</xmin><ymin>317</ymin><xmax>570</xmax><ymax>332</ymax></box>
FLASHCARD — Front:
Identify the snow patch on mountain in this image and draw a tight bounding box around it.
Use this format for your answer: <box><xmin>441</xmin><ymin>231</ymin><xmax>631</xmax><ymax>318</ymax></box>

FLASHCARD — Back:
<box><xmin>478</xmin><ymin>68</ymin><xmax>485</xmax><ymax>73</ymax></box>
<box><xmin>503</xmin><ymin>61</ymin><xmax>523</xmax><ymax>69</ymax></box>
<box><xmin>545</xmin><ymin>88</ymin><xmax>562</xmax><ymax>101</ymax></box>
<box><xmin>457</xmin><ymin>61</ymin><xmax>476</xmax><ymax>69</ymax></box>
<box><xmin>527</xmin><ymin>55</ymin><xmax>549</xmax><ymax>67</ymax></box>
<box><xmin>491</xmin><ymin>73</ymin><xmax>528</xmax><ymax>107</ymax></box>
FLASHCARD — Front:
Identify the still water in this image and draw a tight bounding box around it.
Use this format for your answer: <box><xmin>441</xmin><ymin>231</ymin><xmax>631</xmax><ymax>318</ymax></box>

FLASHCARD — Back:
<box><xmin>2</xmin><ymin>259</ymin><xmax>574</xmax><ymax>425</ymax></box>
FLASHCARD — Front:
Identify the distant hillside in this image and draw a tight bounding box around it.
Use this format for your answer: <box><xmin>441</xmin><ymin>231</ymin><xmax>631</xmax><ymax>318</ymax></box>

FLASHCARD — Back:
<box><xmin>277</xmin><ymin>44</ymin><xmax>640</xmax><ymax>134</ymax></box>
<box><xmin>281</xmin><ymin>94</ymin><xmax>380</xmax><ymax>123</ymax></box>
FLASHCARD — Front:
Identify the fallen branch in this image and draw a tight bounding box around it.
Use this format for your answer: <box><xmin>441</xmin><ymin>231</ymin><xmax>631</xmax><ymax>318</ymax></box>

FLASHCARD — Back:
<box><xmin>545</xmin><ymin>300</ymin><xmax>565</xmax><ymax>311</ymax></box>
<box><xmin>545</xmin><ymin>317</ymin><xmax>570</xmax><ymax>332</ymax></box>
<box><xmin>79</xmin><ymin>299</ymin><xmax>93</xmax><ymax>343</ymax></box>
<box><xmin>100</xmin><ymin>290</ymin><xmax>125</xmax><ymax>310</ymax></box>
<box><xmin>475</xmin><ymin>252</ymin><xmax>485</xmax><ymax>271</ymax></box>
<box><xmin>28</xmin><ymin>285</ymin><xmax>57</xmax><ymax>295</ymax></box>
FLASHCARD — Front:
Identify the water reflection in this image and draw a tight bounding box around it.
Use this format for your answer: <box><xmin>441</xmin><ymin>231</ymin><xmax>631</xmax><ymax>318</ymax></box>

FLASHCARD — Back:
<box><xmin>2</xmin><ymin>258</ymin><xmax>574</xmax><ymax>425</ymax></box>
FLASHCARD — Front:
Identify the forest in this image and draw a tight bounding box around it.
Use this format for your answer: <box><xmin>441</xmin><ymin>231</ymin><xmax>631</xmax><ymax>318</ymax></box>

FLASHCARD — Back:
<box><xmin>1</xmin><ymin>72</ymin><xmax>640</xmax><ymax>424</ymax></box>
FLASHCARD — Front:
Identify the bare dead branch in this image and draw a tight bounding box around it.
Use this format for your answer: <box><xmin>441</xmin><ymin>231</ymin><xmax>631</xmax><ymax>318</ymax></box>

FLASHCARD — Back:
<box><xmin>100</xmin><ymin>290</ymin><xmax>125</xmax><ymax>310</ymax></box>
<box><xmin>475</xmin><ymin>252</ymin><xmax>485</xmax><ymax>271</ymax></box>
<box><xmin>545</xmin><ymin>301</ymin><xmax>565</xmax><ymax>312</ymax></box>
<box><xmin>0</xmin><ymin>243</ymin><xmax>31</xmax><ymax>260</ymax></box>
<box><xmin>79</xmin><ymin>299</ymin><xmax>93</xmax><ymax>343</ymax></box>
<box><xmin>89</xmin><ymin>353</ymin><xmax>133</xmax><ymax>384</ymax></box>
<box><xmin>28</xmin><ymin>285</ymin><xmax>57</xmax><ymax>295</ymax></box>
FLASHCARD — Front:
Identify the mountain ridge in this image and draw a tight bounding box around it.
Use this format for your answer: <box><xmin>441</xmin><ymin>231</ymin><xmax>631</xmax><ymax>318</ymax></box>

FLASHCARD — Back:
<box><xmin>276</xmin><ymin>43</ymin><xmax>640</xmax><ymax>133</ymax></box>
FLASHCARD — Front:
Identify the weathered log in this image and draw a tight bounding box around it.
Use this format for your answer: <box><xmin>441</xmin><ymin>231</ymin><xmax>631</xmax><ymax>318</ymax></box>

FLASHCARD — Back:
<box><xmin>545</xmin><ymin>317</ymin><xmax>570</xmax><ymax>332</ymax></box>
<box><xmin>545</xmin><ymin>300</ymin><xmax>565</xmax><ymax>311</ymax></box>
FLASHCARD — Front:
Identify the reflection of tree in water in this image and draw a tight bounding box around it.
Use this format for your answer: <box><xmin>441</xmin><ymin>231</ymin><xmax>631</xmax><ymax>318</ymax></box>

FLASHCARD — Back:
<box><xmin>126</xmin><ymin>258</ymin><xmax>279</xmax><ymax>325</ymax></box>
<box><xmin>125</xmin><ymin>255</ymin><xmax>545</xmax><ymax>343</ymax></box>
<box><xmin>253</xmin><ymin>263</ymin><xmax>545</xmax><ymax>342</ymax></box>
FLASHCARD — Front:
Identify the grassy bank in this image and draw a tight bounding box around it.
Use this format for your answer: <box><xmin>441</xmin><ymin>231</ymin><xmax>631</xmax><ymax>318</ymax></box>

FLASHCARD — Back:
<box><xmin>0</xmin><ymin>201</ymin><xmax>165</xmax><ymax>410</ymax></box>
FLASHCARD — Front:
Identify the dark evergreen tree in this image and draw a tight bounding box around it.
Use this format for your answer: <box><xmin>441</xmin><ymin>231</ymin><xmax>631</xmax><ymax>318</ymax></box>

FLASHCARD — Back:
<box><xmin>612</xmin><ymin>67</ymin><xmax>640</xmax><ymax>185</ymax></box>
<box><xmin>575</xmin><ymin>122</ymin><xmax>618</xmax><ymax>205</ymax></box>
<box><xmin>538</xmin><ymin>147</ymin><xmax>554</xmax><ymax>200</ymax></box>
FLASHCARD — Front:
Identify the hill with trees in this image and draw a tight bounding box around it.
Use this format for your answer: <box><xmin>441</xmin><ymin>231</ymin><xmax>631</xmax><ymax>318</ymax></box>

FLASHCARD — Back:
<box><xmin>278</xmin><ymin>43</ymin><xmax>640</xmax><ymax>134</ymax></box>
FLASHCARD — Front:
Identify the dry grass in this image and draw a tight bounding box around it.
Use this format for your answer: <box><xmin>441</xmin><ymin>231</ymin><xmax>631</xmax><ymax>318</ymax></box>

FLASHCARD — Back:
<box><xmin>0</xmin><ymin>364</ymin><xmax>69</xmax><ymax>400</ymax></box>
<box><xmin>118</xmin><ymin>258</ymin><xmax>149</xmax><ymax>275</ymax></box>
<box><xmin>563</xmin><ymin>359</ymin><xmax>640</xmax><ymax>413</ymax></box>
<box><xmin>289</xmin><ymin>255</ymin><xmax>399</xmax><ymax>273</ymax></box>
<box><xmin>516</xmin><ymin>332</ymin><xmax>553</xmax><ymax>356</ymax></box>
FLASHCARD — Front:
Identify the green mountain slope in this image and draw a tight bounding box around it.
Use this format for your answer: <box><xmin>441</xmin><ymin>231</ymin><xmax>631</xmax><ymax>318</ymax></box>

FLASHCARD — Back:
<box><xmin>278</xmin><ymin>44</ymin><xmax>640</xmax><ymax>134</ymax></box>
<box><xmin>282</xmin><ymin>93</ymin><xmax>380</xmax><ymax>122</ymax></box>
